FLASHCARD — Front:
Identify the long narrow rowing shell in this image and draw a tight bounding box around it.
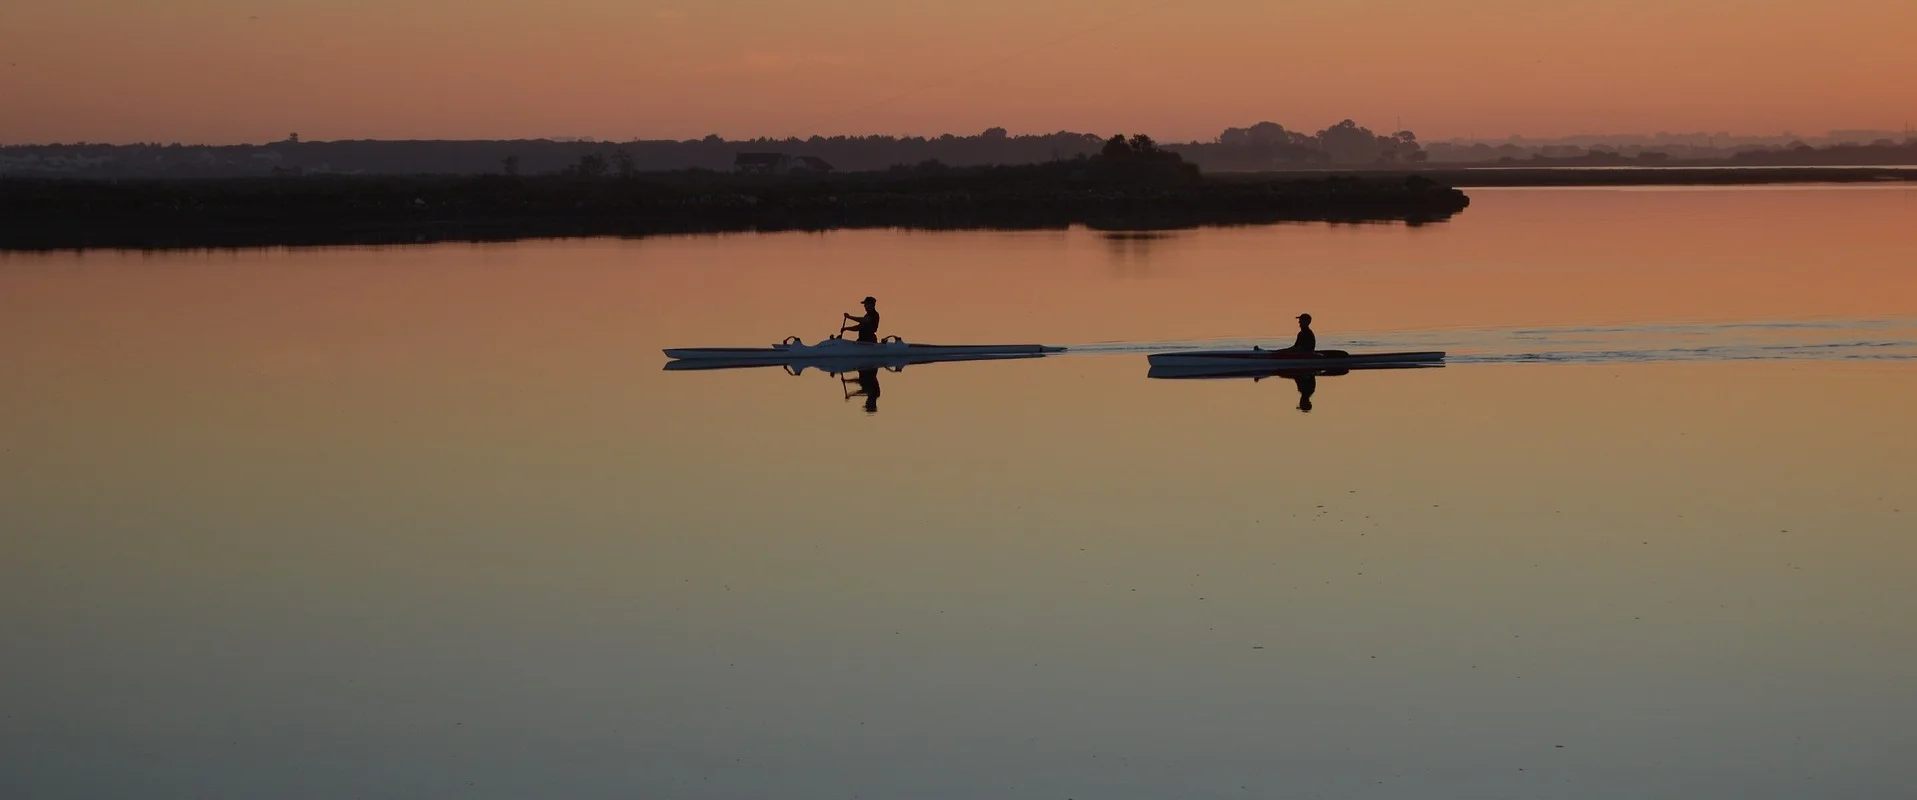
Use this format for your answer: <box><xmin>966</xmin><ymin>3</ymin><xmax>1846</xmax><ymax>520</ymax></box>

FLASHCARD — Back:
<box><xmin>664</xmin><ymin>338</ymin><xmax>1064</xmax><ymax>361</ymax></box>
<box><xmin>1147</xmin><ymin>362</ymin><xmax>1442</xmax><ymax>380</ymax></box>
<box><xmin>1145</xmin><ymin>349</ymin><xmax>1445</xmax><ymax>370</ymax></box>
<box><xmin>664</xmin><ymin>351</ymin><xmax>1049</xmax><ymax>373</ymax></box>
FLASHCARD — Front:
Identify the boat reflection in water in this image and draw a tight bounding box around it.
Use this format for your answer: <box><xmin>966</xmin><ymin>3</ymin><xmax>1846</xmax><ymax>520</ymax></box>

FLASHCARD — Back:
<box><xmin>1147</xmin><ymin>362</ymin><xmax>1444</xmax><ymax>413</ymax></box>
<box><xmin>661</xmin><ymin>351</ymin><xmax>1053</xmax><ymax>414</ymax></box>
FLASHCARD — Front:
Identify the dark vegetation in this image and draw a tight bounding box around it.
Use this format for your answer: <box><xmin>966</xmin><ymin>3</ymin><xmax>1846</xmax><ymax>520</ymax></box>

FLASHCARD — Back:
<box><xmin>0</xmin><ymin>120</ymin><xmax>1429</xmax><ymax>178</ymax></box>
<box><xmin>8</xmin><ymin>123</ymin><xmax>1912</xmax><ymax>182</ymax></box>
<box><xmin>1185</xmin><ymin>120</ymin><xmax>1427</xmax><ymax>169</ymax></box>
<box><xmin>0</xmin><ymin>136</ymin><xmax>1470</xmax><ymax>251</ymax></box>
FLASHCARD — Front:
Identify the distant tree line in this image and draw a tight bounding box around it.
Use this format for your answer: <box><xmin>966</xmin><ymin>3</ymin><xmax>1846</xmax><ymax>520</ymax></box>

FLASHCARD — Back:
<box><xmin>1722</xmin><ymin>138</ymin><xmax>1917</xmax><ymax>166</ymax></box>
<box><xmin>1181</xmin><ymin>120</ymin><xmax>1428</xmax><ymax>168</ymax></box>
<box><xmin>1425</xmin><ymin>135</ymin><xmax>1917</xmax><ymax>165</ymax></box>
<box><xmin>877</xmin><ymin>133</ymin><xmax>1200</xmax><ymax>186</ymax></box>
<box><xmin>0</xmin><ymin>120</ymin><xmax>1426</xmax><ymax>179</ymax></box>
<box><xmin>6</xmin><ymin>123</ymin><xmax>1908</xmax><ymax>179</ymax></box>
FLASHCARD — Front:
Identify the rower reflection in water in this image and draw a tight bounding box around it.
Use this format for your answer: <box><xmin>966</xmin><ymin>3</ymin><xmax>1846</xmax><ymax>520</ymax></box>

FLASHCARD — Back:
<box><xmin>841</xmin><ymin>368</ymin><xmax>881</xmax><ymax>413</ymax></box>
<box><xmin>1293</xmin><ymin>373</ymin><xmax>1316</xmax><ymax>412</ymax></box>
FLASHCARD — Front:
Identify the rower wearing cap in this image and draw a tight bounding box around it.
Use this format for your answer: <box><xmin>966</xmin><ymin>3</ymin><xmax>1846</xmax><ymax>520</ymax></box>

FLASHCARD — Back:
<box><xmin>842</xmin><ymin>296</ymin><xmax>881</xmax><ymax>343</ymax></box>
<box><xmin>1280</xmin><ymin>313</ymin><xmax>1316</xmax><ymax>354</ymax></box>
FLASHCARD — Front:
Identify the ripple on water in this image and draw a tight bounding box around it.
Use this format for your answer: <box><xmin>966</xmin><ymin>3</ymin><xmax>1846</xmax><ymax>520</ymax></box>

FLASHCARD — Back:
<box><xmin>1076</xmin><ymin>316</ymin><xmax>1917</xmax><ymax>365</ymax></box>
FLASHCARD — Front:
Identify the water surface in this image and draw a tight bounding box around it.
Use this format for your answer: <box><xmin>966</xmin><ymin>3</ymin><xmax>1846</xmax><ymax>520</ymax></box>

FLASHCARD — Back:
<box><xmin>3</xmin><ymin>187</ymin><xmax>1914</xmax><ymax>799</ymax></box>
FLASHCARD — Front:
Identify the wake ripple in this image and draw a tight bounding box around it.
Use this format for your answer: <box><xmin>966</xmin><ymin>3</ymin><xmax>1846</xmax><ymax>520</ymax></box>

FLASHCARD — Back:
<box><xmin>1063</xmin><ymin>317</ymin><xmax>1917</xmax><ymax>365</ymax></box>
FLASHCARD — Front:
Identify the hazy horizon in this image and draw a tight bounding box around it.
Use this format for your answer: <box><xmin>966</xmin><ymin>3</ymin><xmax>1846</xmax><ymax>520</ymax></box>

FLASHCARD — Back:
<box><xmin>2</xmin><ymin>125</ymin><xmax>1912</xmax><ymax>149</ymax></box>
<box><xmin>3</xmin><ymin>0</ymin><xmax>1912</xmax><ymax>146</ymax></box>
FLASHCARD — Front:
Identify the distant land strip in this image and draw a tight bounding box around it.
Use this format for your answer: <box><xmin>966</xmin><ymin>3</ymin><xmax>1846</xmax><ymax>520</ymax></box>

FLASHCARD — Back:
<box><xmin>1364</xmin><ymin>166</ymin><xmax>1917</xmax><ymax>188</ymax></box>
<box><xmin>0</xmin><ymin>160</ymin><xmax>1472</xmax><ymax>252</ymax></box>
<box><xmin>4</xmin><ymin>125</ymin><xmax>1914</xmax><ymax>179</ymax></box>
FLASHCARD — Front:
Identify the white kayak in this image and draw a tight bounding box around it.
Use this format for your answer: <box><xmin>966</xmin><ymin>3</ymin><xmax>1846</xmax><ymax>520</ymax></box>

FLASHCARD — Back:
<box><xmin>1145</xmin><ymin>349</ymin><xmax>1445</xmax><ymax>369</ymax></box>
<box><xmin>664</xmin><ymin>336</ymin><xmax>1064</xmax><ymax>362</ymax></box>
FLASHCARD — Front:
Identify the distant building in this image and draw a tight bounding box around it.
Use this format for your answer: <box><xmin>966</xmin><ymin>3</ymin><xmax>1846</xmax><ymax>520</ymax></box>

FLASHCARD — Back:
<box><xmin>734</xmin><ymin>152</ymin><xmax>786</xmax><ymax>173</ymax></box>
<box><xmin>734</xmin><ymin>153</ymin><xmax>834</xmax><ymax>174</ymax></box>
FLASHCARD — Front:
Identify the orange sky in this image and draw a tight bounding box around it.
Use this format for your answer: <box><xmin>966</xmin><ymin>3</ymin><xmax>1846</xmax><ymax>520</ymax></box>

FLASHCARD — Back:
<box><xmin>2</xmin><ymin>0</ymin><xmax>1913</xmax><ymax>145</ymax></box>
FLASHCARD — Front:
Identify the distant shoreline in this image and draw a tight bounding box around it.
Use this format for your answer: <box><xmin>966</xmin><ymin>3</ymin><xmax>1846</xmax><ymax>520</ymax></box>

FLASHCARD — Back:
<box><xmin>0</xmin><ymin>170</ymin><xmax>1470</xmax><ymax>252</ymax></box>
<box><xmin>7</xmin><ymin>130</ymin><xmax>1911</xmax><ymax>180</ymax></box>
<box><xmin>1225</xmin><ymin>166</ymin><xmax>1917</xmax><ymax>187</ymax></box>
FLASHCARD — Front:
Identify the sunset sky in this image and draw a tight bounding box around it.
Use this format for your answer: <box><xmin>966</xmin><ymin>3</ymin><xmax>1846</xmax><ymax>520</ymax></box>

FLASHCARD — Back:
<box><xmin>2</xmin><ymin>0</ymin><xmax>1912</xmax><ymax>145</ymax></box>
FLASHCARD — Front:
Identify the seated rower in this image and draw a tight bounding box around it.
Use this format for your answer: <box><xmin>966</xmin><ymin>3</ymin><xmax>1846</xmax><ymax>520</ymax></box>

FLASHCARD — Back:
<box><xmin>842</xmin><ymin>296</ymin><xmax>881</xmax><ymax>343</ymax></box>
<box><xmin>1256</xmin><ymin>313</ymin><xmax>1317</xmax><ymax>353</ymax></box>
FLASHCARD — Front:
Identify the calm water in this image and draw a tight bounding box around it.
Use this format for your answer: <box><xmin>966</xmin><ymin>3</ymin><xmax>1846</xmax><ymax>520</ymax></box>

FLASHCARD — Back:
<box><xmin>3</xmin><ymin>187</ymin><xmax>1915</xmax><ymax>799</ymax></box>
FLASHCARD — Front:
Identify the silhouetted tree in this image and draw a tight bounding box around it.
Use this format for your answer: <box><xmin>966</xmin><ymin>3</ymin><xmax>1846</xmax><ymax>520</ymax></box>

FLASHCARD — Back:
<box><xmin>612</xmin><ymin>149</ymin><xmax>638</xmax><ymax>178</ymax></box>
<box><xmin>501</xmin><ymin>155</ymin><xmax>520</xmax><ymax>176</ymax></box>
<box><xmin>1316</xmin><ymin>120</ymin><xmax>1382</xmax><ymax>163</ymax></box>
<box><xmin>568</xmin><ymin>153</ymin><xmax>608</xmax><ymax>178</ymax></box>
<box><xmin>1248</xmin><ymin>121</ymin><xmax>1291</xmax><ymax>145</ymax></box>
